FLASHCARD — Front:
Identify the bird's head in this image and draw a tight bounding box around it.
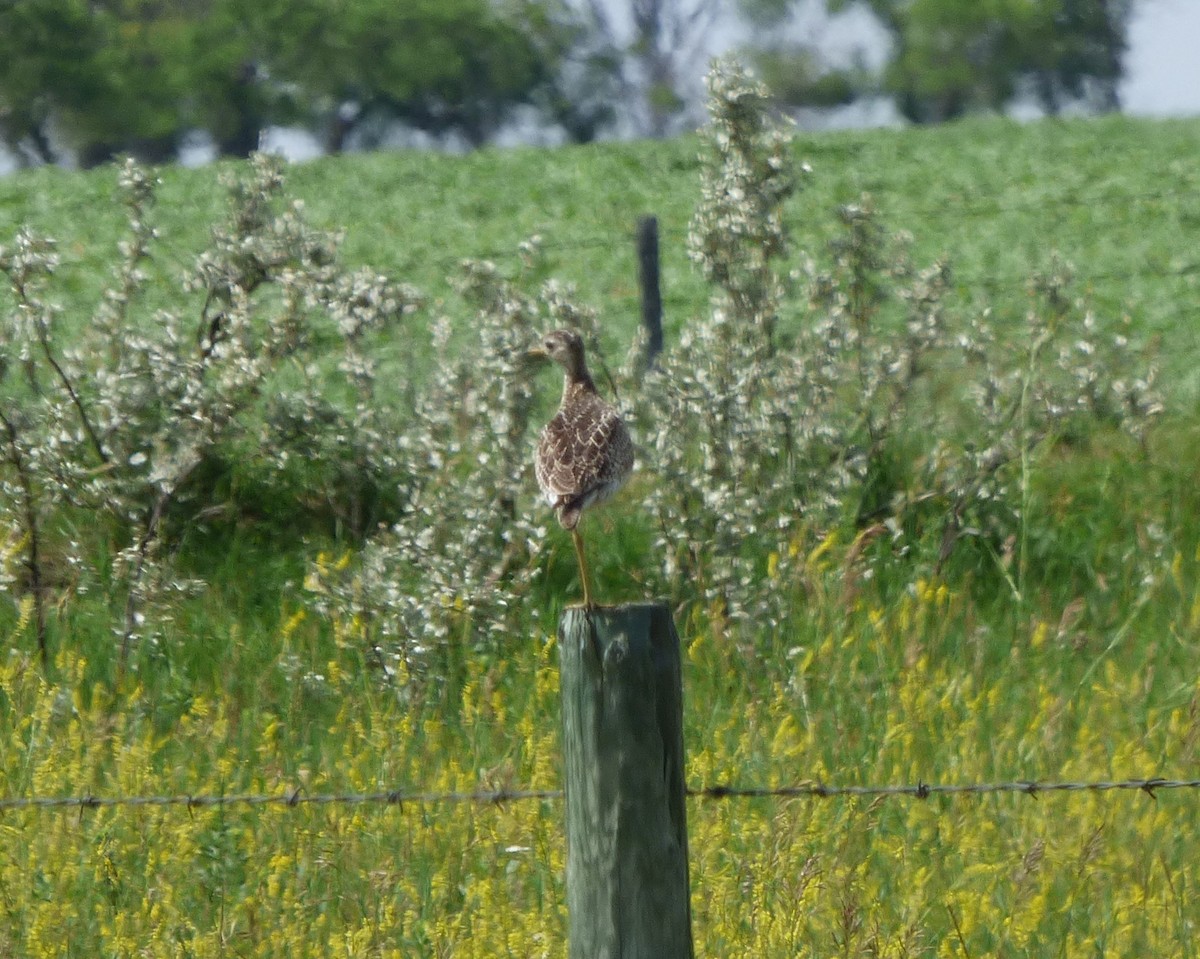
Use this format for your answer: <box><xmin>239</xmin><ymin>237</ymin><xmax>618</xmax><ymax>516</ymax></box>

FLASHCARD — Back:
<box><xmin>528</xmin><ymin>329</ymin><xmax>587</xmax><ymax>375</ymax></box>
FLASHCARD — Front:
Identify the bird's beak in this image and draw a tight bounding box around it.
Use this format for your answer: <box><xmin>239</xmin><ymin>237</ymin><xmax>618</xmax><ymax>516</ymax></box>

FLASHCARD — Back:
<box><xmin>527</xmin><ymin>346</ymin><xmax>548</xmax><ymax>361</ymax></box>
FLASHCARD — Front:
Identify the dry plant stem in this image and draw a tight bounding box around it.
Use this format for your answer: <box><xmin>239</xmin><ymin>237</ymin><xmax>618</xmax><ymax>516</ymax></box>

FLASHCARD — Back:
<box><xmin>1014</xmin><ymin>328</ymin><xmax>1053</xmax><ymax>604</ymax></box>
<box><xmin>117</xmin><ymin>463</ymin><xmax>198</xmax><ymax>677</ymax></box>
<box><xmin>35</xmin><ymin>325</ymin><xmax>109</xmax><ymax>465</ymax></box>
<box><xmin>946</xmin><ymin>904</ymin><xmax>972</xmax><ymax>959</ymax></box>
<box><xmin>0</xmin><ymin>411</ymin><xmax>47</xmax><ymax>663</ymax></box>
<box><xmin>118</xmin><ymin>497</ymin><xmax>167</xmax><ymax>676</ymax></box>
<box><xmin>6</xmin><ymin>266</ymin><xmax>108</xmax><ymax>465</ymax></box>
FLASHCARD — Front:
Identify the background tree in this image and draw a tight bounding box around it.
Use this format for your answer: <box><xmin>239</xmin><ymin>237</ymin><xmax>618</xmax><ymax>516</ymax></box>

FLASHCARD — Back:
<box><xmin>833</xmin><ymin>0</ymin><xmax>1134</xmax><ymax>122</ymax></box>
<box><xmin>264</xmin><ymin>0</ymin><xmax>568</xmax><ymax>150</ymax></box>
<box><xmin>73</xmin><ymin>0</ymin><xmax>195</xmax><ymax>165</ymax></box>
<box><xmin>529</xmin><ymin>1</ymin><xmax>625</xmax><ymax>143</ymax></box>
<box><xmin>735</xmin><ymin>0</ymin><xmax>862</xmax><ymax>111</ymax></box>
<box><xmin>866</xmin><ymin>0</ymin><xmax>1026</xmax><ymax>123</ymax></box>
<box><xmin>1</xmin><ymin>0</ymin><xmax>585</xmax><ymax>164</ymax></box>
<box><xmin>1</xmin><ymin>0</ymin><xmax>208</xmax><ymax>166</ymax></box>
<box><xmin>0</xmin><ymin>0</ymin><xmax>97</xmax><ymax>163</ymax></box>
<box><xmin>188</xmin><ymin>0</ymin><xmax>295</xmax><ymax>158</ymax></box>
<box><xmin>1017</xmin><ymin>0</ymin><xmax>1132</xmax><ymax>114</ymax></box>
<box><xmin>567</xmin><ymin>0</ymin><xmax>720</xmax><ymax>137</ymax></box>
<box><xmin>741</xmin><ymin>0</ymin><xmax>1134</xmax><ymax>123</ymax></box>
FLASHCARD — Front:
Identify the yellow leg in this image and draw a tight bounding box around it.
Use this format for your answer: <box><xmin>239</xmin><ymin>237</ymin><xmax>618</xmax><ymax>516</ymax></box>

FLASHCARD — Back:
<box><xmin>571</xmin><ymin>527</ymin><xmax>594</xmax><ymax>609</ymax></box>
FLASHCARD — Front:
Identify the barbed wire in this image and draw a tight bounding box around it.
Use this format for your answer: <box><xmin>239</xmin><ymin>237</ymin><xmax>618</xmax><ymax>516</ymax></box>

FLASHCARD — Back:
<box><xmin>693</xmin><ymin>777</ymin><xmax>1200</xmax><ymax>800</ymax></box>
<box><xmin>438</xmin><ymin>199</ymin><xmax>1200</xmax><ymax>267</ymax></box>
<box><xmin>6</xmin><ymin>176</ymin><xmax>1195</xmax><ymax>310</ymax></box>
<box><xmin>650</xmin><ymin>258</ymin><xmax>1200</xmax><ymax>309</ymax></box>
<box><xmin>5</xmin><ymin>175</ymin><xmax>1197</xmax><ymax>271</ymax></box>
<box><xmin>0</xmin><ymin>786</ymin><xmax>562</xmax><ymax>814</ymax></box>
<box><xmin>438</xmin><ymin>222</ymin><xmax>1200</xmax><ymax>303</ymax></box>
<box><xmin>420</xmin><ymin>180</ymin><xmax>1200</xmax><ymax>273</ymax></box>
<box><xmin>4</xmin><ymin>776</ymin><xmax>1199</xmax><ymax>817</ymax></box>
<box><xmin>3</xmin><ymin>161</ymin><xmax>1194</xmax><ymax>229</ymax></box>
<box><xmin>826</xmin><ymin>183</ymin><xmax>1199</xmax><ymax>223</ymax></box>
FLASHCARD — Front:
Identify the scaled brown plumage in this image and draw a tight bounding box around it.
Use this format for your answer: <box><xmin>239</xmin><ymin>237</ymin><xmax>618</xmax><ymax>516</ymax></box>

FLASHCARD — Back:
<box><xmin>531</xmin><ymin>329</ymin><xmax>633</xmax><ymax>607</ymax></box>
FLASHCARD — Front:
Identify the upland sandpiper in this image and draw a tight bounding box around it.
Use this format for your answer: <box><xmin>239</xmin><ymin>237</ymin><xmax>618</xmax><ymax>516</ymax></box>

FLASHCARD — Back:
<box><xmin>531</xmin><ymin>329</ymin><xmax>634</xmax><ymax>609</ymax></box>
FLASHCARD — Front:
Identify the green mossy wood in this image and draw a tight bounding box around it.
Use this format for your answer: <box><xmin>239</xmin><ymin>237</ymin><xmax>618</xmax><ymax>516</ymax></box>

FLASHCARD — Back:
<box><xmin>558</xmin><ymin>602</ymin><xmax>694</xmax><ymax>959</ymax></box>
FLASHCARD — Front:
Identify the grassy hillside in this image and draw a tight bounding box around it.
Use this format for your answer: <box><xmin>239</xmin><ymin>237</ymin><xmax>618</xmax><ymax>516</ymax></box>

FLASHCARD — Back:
<box><xmin>3</xmin><ymin>114</ymin><xmax>1199</xmax><ymax>394</ymax></box>
<box><xmin>2</xmin><ymin>112</ymin><xmax>1200</xmax><ymax>956</ymax></box>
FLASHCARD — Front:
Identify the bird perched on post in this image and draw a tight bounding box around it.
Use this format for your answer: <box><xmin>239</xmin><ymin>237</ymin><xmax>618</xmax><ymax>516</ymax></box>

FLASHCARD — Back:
<box><xmin>530</xmin><ymin>329</ymin><xmax>634</xmax><ymax>609</ymax></box>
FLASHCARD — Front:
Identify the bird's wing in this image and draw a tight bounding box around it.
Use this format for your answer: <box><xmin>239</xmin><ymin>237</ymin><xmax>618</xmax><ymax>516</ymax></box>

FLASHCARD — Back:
<box><xmin>536</xmin><ymin>398</ymin><xmax>631</xmax><ymax>503</ymax></box>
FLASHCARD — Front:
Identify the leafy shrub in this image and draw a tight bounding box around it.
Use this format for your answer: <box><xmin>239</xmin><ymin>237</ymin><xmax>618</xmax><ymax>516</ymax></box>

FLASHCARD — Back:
<box><xmin>309</xmin><ymin>59</ymin><xmax>1163</xmax><ymax>678</ymax></box>
<box><xmin>0</xmin><ymin>155</ymin><xmax>419</xmax><ymax>667</ymax></box>
<box><xmin>0</xmin><ymin>59</ymin><xmax>1165</xmax><ymax>684</ymax></box>
<box><xmin>631</xmin><ymin>58</ymin><xmax>1162</xmax><ymax>633</ymax></box>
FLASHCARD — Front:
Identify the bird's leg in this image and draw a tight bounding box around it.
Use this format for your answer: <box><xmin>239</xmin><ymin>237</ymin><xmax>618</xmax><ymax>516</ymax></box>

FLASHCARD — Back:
<box><xmin>571</xmin><ymin>526</ymin><xmax>594</xmax><ymax>610</ymax></box>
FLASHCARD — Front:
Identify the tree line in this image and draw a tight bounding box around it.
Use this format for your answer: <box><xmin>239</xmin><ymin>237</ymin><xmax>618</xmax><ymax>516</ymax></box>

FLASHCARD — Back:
<box><xmin>0</xmin><ymin>0</ymin><xmax>1135</xmax><ymax>168</ymax></box>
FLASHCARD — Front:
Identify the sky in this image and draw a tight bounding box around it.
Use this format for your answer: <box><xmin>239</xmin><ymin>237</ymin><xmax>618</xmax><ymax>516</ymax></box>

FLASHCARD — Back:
<box><xmin>1120</xmin><ymin>0</ymin><xmax>1200</xmax><ymax>115</ymax></box>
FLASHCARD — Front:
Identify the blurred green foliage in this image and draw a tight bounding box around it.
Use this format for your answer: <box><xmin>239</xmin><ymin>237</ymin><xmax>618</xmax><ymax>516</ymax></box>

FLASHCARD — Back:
<box><xmin>747</xmin><ymin>0</ymin><xmax>1131</xmax><ymax>120</ymax></box>
<box><xmin>0</xmin><ymin>0</ymin><xmax>588</xmax><ymax>165</ymax></box>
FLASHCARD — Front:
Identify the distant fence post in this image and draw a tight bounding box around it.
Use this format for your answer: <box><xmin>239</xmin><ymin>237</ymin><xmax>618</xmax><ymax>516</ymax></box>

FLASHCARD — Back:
<box><xmin>558</xmin><ymin>602</ymin><xmax>694</xmax><ymax>959</ymax></box>
<box><xmin>636</xmin><ymin>215</ymin><xmax>663</xmax><ymax>371</ymax></box>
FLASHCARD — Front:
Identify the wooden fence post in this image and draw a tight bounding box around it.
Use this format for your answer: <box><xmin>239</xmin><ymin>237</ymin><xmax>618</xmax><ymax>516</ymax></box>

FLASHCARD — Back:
<box><xmin>558</xmin><ymin>602</ymin><xmax>694</xmax><ymax>959</ymax></box>
<box><xmin>636</xmin><ymin>215</ymin><xmax>663</xmax><ymax>371</ymax></box>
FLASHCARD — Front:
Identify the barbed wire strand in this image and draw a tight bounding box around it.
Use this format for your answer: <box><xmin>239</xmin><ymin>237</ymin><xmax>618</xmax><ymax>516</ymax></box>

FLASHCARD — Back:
<box><xmin>692</xmin><ymin>777</ymin><xmax>1200</xmax><ymax>800</ymax></box>
<box><xmin>823</xmin><ymin>183</ymin><xmax>1200</xmax><ymax>222</ymax></box>
<box><xmin>4</xmin><ymin>172</ymin><xmax>1195</xmax><ymax>232</ymax></box>
<box><xmin>436</xmin><ymin>223</ymin><xmax>1200</xmax><ymax>295</ymax></box>
<box><xmin>10</xmin><ymin>184</ymin><xmax>1196</xmax><ymax>309</ymax></box>
<box><xmin>0</xmin><ymin>787</ymin><xmax>562</xmax><ymax>814</ymax></box>
<box><xmin>4</xmin><ymin>777</ymin><xmax>1199</xmax><ymax>816</ymax></box>
<box><xmin>7</xmin><ymin>178</ymin><xmax>1197</xmax><ymax>274</ymax></box>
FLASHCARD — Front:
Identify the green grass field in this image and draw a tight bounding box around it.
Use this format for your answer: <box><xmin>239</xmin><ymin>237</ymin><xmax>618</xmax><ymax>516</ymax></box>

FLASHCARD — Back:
<box><xmin>3</xmin><ymin>113</ymin><xmax>1200</xmax><ymax>957</ymax></box>
<box><xmin>3</xmin><ymin>114</ymin><xmax>1199</xmax><ymax>392</ymax></box>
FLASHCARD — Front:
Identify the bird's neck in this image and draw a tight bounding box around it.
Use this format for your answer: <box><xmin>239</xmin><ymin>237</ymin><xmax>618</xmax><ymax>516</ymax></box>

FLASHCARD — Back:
<box><xmin>561</xmin><ymin>367</ymin><xmax>597</xmax><ymax>406</ymax></box>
